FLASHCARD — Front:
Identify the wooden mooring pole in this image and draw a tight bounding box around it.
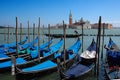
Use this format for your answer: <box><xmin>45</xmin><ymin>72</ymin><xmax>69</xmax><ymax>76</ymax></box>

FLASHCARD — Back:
<box><xmin>12</xmin><ymin>16</ymin><xmax>18</xmax><ymax>80</ymax></box>
<box><xmin>80</xmin><ymin>18</ymin><xmax>85</xmax><ymax>53</ymax></box>
<box><xmin>81</xmin><ymin>22</ymin><xmax>84</xmax><ymax>53</ymax></box>
<box><xmin>4</xmin><ymin>28</ymin><xmax>6</xmax><ymax>43</ymax></box>
<box><xmin>28</xmin><ymin>21</ymin><xmax>30</xmax><ymax>42</ymax></box>
<box><xmin>38</xmin><ymin>17</ymin><xmax>41</xmax><ymax>62</ymax></box>
<box><xmin>96</xmin><ymin>16</ymin><xmax>101</xmax><ymax>80</ymax></box>
<box><xmin>33</xmin><ymin>23</ymin><xmax>35</xmax><ymax>42</ymax></box>
<box><xmin>7</xmin><ymin>25</ymin><xmax>10</xmax><ymax>44</ymax></box>
<box><xmin>48</xmin><ymin>24</ymin><xmax>50</xmax><ymax>49</ymax></box>
<box><xmin>20</xmin><ymin>23</ymin><xmax>22</xmax><ymax>44</ymax></box>
<box><xmin>11</xmin><ymin>55</ymin><xmax>16</xmax><ymax>80</ymax></box>
<box><xmin>63</xmin><ymin>20</ymin><xmax>66</xmax><ymax>67</ymax></box>
<box><xmin>101</xmin><ymin>23</ymin><xmax>105</xmax><ymax>60</ymax></box>
<box><xmin>16</xmin><ymin>17</ymin><xmax>18</xmax><ymax>54</ymax></box>
<box><xmin>33</xmin><ymin>23</ymin><xmax>35</xmax><ymax>48</ymax></box>
<box><xmin>42</xmin><ymin>25</ymin><xmax>45</xmax><ymax>43</ymax></box>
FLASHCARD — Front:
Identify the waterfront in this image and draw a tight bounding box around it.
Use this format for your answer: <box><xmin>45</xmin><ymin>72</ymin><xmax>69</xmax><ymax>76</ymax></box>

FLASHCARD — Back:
<box><xmin>0</xmin><ymin>28</ymin><xmax>120</xmax><ymax>80</ymax></box>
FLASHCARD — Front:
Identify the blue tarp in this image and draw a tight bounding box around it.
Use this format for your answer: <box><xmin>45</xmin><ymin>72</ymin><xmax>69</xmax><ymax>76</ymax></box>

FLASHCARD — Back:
<box><xmin>107</xmin><ymin>39</ymin><xmax>120</xmax><ymax>66</ymax></box>
<box><xmin>0</xmin><ymin>58</ymin><xmax>26</xmax><ymax>68</ymax></box>
<box><xmin>65</xmin><ymin>63</ymin><xmax>90</xmax><ymax>78</ymax></box>
<box><xmin>30</xmin><ymin>38</ymin><xmax>63</xmax><ymax>59</ymax></box>
<box><xmin>0</xmin><ymin>53</ymin><xmax>9</xmax><ymax>58</ymax></box>
<box><xmin>22</xmin><ymin>60</ymin><xmax>57</xmax><ymax>72</ymax></box>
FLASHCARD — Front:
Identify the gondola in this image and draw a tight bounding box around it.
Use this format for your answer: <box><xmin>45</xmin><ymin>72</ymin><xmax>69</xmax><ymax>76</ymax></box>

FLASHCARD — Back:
<box><xmin>104</xmin><ymin>38</ymin><xmax>120</xmax><ymax>80</ymax></box>
<box><xmin>0</xmin><ymin>37</ymin><xmax>38</xmax><ymax>62</ymax></box>
<box><xmin>14</xmin><ymin>38</ymin><xmax>81</xmax><ymax>80</ymax></box>
<box><xmin>0</xmin><ymin>36</ymin><xmax>28</xmax><ymax>49</ymax></box>
<box><xmin>59</xmin><ymin>38</ymin><xmax>96</xmax><ymax>80</ymax></box>
<box><xmin>6</xmin><ymin>36</ymin><xmax>39</xmax><ymax>55</ymax></box>
<box><xmin>17</xmin><ymin>37</ymin><xmax>53</xmax><ymax>55</ymax></box>
<box><xmin>0</xmin><ymin>36</ymin><xmax>28</xmax><ymax>55</ymax></box>
<box><xmin>44</xmin><ymin>33</ymin><xmax>81</xmax><ymax>38</ymax></box>
<box><xmin>0</xmin><ymin>38</ymin><xmax>63</xmax><ymax>72</ymax></box>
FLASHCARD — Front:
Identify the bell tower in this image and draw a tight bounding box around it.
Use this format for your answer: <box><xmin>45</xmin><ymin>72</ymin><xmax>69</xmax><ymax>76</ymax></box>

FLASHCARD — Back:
<box><xmin>69</xmin><ymin>11</ymin><xmax>72</xmax><ymax>27</ymax></box>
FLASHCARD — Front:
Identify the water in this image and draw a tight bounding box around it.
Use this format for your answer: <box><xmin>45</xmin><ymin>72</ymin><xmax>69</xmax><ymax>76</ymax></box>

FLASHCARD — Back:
<box><xmin>0</xmin><ymin>28</ymin><xmax>120</xmax><ymax>80</ymax></box>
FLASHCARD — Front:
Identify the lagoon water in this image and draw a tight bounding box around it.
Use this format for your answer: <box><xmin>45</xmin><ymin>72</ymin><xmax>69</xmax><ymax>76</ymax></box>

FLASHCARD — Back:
<box><xmin>0</xmin><ymin>28</ymin><xmax>120</xmax><ymax>80</ymax></box>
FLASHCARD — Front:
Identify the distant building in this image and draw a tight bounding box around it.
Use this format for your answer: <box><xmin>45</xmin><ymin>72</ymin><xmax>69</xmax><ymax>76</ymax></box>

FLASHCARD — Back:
<box><xmin>50</xmin><ymin>23</ymin><xmax>68</xmax><ymax>29</ymax></box>
<box><xmin>69</xmin><ymin>16</ymin><xmax>91</xmax><ymax>29</ymax></box>
<box><xmin>68</xmin><ymin>11</ymin><xmax>91</xmax><ymax>29</ymax></box>
<box><xmin>69</xmin><ymin>11</ymin><xmax>72</xmax><ymax>28</ymax></box>
<box><xmin>72</xmin><ymin>18</ymin><xmax>91</xmax><ymax>29</ymax></box>
<box><xmin>91</xmin><ymin>23</ymin><xmax>112</xmax><ymax>29</ymax></box>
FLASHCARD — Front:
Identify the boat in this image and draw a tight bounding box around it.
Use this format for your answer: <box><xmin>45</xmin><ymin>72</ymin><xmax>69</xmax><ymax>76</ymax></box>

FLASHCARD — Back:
<box><xmin>0</xmin><ymin>37</ymin><xmax>38</xmax><ymax>62</ymax></box>
<box><xmin>14</xmin><ymin>38</ymin><xmax>81</xmax><ymax>80</ymax></box>
<box><xmin>59</xmin><ymin>38</ymin><xmax>96</xmax><ymax>80</ymax></box>
<box><xmin>104</xmin><ymin>38</ymin><xmax>120</xmax><ymax>80</ymax></box>
<box><xmin>16</xmin><ymin>38</ymin><xmax>63</xmax><ymax>68</ymax></box>
<box><xmin>17</xmin><ymin>37</ymin><xmax>53</xmax><ymax>55</ymax></box>
<box><xmin>0</xmin><ymin>38</ymin><xmax>63</xmax><ymax>72</ymax></box>
<box><xmin>0</xmin><ymin>36</ymin><xmax>28</xmax><ymax>55</ymax></box>
<box><xmin>44</xmin><ymin>33</ymin><xmax>81</xmax><ymax>38</ymax></box>
<box><xmin>6</xmin><ymin>36</ymin><xmax>39</xmax><ymax>55</ymax></box>
<box><xmin>0</xmin><ymin>36</ymin><xmax>28</xmax><ymax>50</ymax></box>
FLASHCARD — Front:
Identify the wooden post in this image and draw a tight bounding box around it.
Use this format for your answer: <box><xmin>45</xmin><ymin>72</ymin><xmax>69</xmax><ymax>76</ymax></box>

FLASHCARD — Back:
<box><xmin>16</xmin><ymin>17</ymin><xmax>18</xmax><ymax>54</ymax></box>
<box><xmin>96</xmin><ymin>16</ymin><xmax>101</xmax><ymax>80</ymax></box>
<box><xmin>28</xmin><ymin>21</ymin><xmax>30</xmax><ymax>42</ymax></box>
<box><xmin>11</xmin><ymin>55</ymin><xmax>16</xmax><ymax>80</ymax></box>
<box><xmin>82</xmin><ymin>23</ymin><xmax>84</xmax><ymax>52</ymax></box>
<box><xmin>48</xmin><ymin>24</ymin><xmax>50</xmax><ymax>49</ymax></box>
<box><xmin>7</xmin><ymin>25</ymin><xmax>10</xmax><ymax>44</ymax></box>
<box><xmin>38</xmin><ymin>17</ymin><xmax>41</xmax><ymax>62</ymax></box>
<box><xmin>42</xmin><ymin>25</ymin><xmax>45</xmax><ymax>43</ymax></box>
<box><xmin>63</xmin><ymin>21</ymin><xmax>66</xmax><ymax>67</ymax></box>
<box><xmin>33</xmin><ymin>23</ymin><xmax>35</xmax><ymax>42</ymax></box>
<box><xmin>80</xmin><ymin>18</ymin><xmax>85</xmax><ymax>53</ymax></box>
<box><xmin>101</xmin><ymin>23</ymin><xmax>105</xmax><ymax>60</ymax></box>
<box><xmin>95</xmin><ymin>25</ymin><xmax>99</xmax><ymax>76</ymax></box>
<box><xmin>20</xmin><ymin>23</ymin><xmax>22</xmax><ymax>44</ymax></box>
<box><xmin>4</xmin><ymin>28</ymin><xmax>6</xmax><ymax>43</ymax></box>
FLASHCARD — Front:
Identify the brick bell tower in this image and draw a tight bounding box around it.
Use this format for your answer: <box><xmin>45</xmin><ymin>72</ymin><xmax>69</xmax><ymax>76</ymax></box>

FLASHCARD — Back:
<box><xmin>69</xmin><ymin>11</ymin><xmax>72</xmax><ymax>27</ymax></box>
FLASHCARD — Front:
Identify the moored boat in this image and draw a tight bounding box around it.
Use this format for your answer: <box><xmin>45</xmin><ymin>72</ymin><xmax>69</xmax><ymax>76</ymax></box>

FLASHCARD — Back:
<box><xmin>14</xmin><ymin>38</ymin><xmax>81</xmax><ymax>80</ymax></box>
<box><xmin>0</xmin><ymin>38</ymin><xmax>63</xmax><ymax>72</ymax></box>
<box><xmin>0</xmin><ymin>36</ymin><xmax>28</xmax><ymax>49</ymax></box>
<box><xmin>0</xmin><ymin>37</ymin><xmax>38</xmax><ymax>62</ymax></box>
<box><xmin>104</xmin><ymin>38</ymin><xmax>120</xmax><ymax>80</ymax></box>
<box><xmin>59</xmin><ymin>38</ymin><xmax>96</xmax><ymax>80</ymax></box>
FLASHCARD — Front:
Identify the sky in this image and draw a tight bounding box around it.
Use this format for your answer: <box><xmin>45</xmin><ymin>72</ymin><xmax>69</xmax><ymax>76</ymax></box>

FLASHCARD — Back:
<box><xmin>0</xmin><ymin>0</ymin><xmax>120</xmax><ymax>27</ymax></box>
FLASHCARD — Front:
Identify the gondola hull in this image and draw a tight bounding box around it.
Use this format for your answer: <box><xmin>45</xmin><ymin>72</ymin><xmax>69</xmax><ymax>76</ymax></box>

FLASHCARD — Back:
<box><xmin>60</xmin><ymin>38</ymin><xmax>96</xmax><ymax>80</ymax></box>
<box><xmin>15</xmin><ymin>38</ymin><xmax>81</xmax><ymax>80</ymax></box>
<box><xmin>104</xmin><ymin>38</ymin><xmax>120</xmax><ymax>80</ymax></box>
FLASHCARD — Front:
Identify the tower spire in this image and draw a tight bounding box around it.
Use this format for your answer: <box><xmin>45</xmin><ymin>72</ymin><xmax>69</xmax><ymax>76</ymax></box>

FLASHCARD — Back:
<box><xmin>69</xmin><ymin>10</ymin><xmax>72</xmax><ymax>18</ymax></box>
<box><xmin>69</xmin><ymin>10</ymin><xmax>72</xmax><ymax>27</ymax></box>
